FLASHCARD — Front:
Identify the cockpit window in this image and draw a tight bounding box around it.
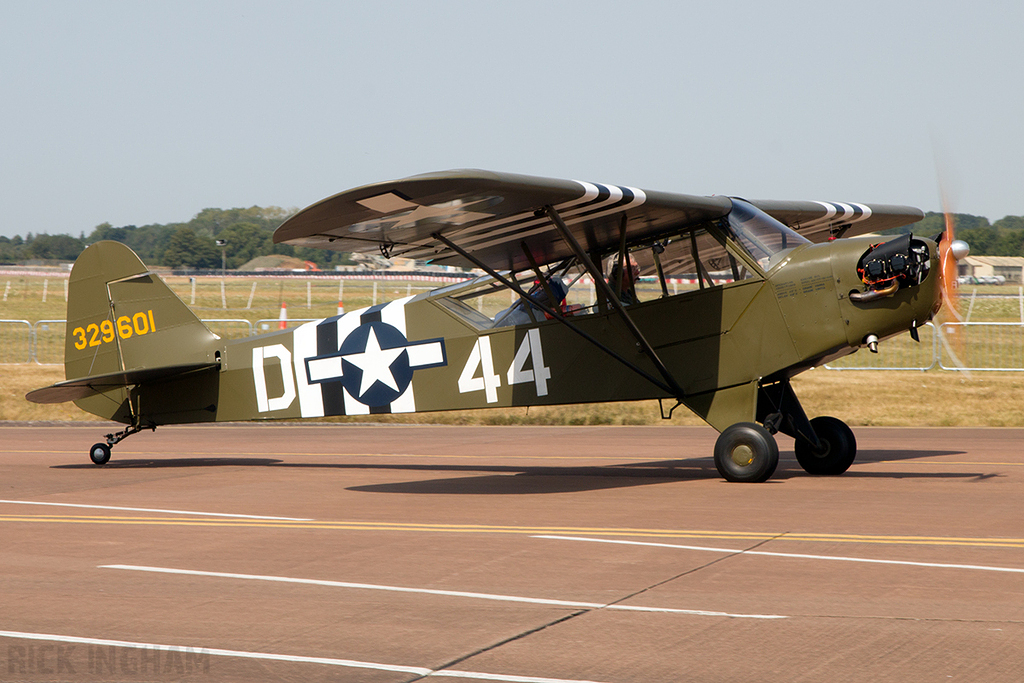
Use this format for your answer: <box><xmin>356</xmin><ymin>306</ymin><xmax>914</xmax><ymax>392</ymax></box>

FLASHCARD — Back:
<box><xmin>725</xmin><ymin>198</ymin><xmax>810</xmax><ymax>271</ymax></box>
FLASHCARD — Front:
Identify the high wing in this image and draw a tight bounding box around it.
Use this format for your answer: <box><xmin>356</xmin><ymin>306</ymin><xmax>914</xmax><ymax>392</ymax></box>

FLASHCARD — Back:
<box><xmin>274</xmin><ymin>169</ymin><xmax>924</xmax><ymax>272</ymax></box>
<box><xmin>749</xmin><ymin>199</ymin><xmax>924</xmax><ymax>241</ymax></box>
<box><xmin>274</xmin><ymin>169</ymin><xmax>730</xmax><ymax>272</ymax></box>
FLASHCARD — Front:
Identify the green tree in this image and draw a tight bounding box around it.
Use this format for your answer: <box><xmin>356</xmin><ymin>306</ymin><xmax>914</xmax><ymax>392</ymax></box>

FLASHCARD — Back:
<box><xmin>217</xmin><ymin>221</ymin><xmax>272</xmax><ymax>268</ymax></box>
<box><xmin>88</xmin><ymin>222</ymin><xmax>129</xmax><ymax>242</ymax></box>
<box><xmin>27</xmin><ymin>234</ymin><xmax>84</xmax><ymax>261</ymax></box>
<box><xmin>995</xmin><ymin>230</ymin><xmax>1024</xmax><ymax>256</ymax></box>
<box><xmin>161</xmin><ymin>227</ymin><xmax>219</xmax><ymax>268</ymax></box>
<box><xmin>126</xmin><ymin>224</ymin><xmax>175</xmax><ymax>261</ymax></box>
<box><xmin>0</xmin><ymin>236</ymin><xmax>22</xmax><ymax>263</ymax></box>
<box><xmin>993</xmin><ymin>216</ymin><xmax>1024</xmax><ymax>232</ymax></box>
<box><xmin>86</xmin><ymin>222</ymin><xmax>176</xmax><ymax>261</ymax></box>
<box><xmin>960</xmin><ymin>225</ymin><xmax>999</xmax><ymax>255</ymax></box>
<box><xmin>188</xmin><ymin>206</ymin><xmax>293</xmax><ymax>238</ymax></box>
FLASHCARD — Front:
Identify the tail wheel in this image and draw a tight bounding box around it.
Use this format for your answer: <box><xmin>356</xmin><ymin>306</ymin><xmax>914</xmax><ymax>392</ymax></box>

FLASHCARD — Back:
<box><xmin>714</xmin><ymin>422</ymin><xmax>779</xmax><ymax>483</ymax></box>
<box><xmin>89</xmin><ymin>443</ymin><xmax>111</xmax><ymax>466</ymax></box>
<box><xmin>794</xmin><ymin>416</ymin><xmax>857</xmax><ymax>475</ymax></box>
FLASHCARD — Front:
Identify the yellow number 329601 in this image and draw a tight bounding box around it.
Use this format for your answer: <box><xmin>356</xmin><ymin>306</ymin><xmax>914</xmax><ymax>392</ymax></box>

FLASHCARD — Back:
<box><xmin>72</xmin><ymin>310</ymin><xmax>156</xmax><ymax>350</ymax></box>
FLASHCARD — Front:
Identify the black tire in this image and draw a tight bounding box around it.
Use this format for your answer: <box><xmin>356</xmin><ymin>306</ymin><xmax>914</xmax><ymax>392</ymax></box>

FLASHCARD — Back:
<box><xmin>89</xmin><ymin>443</ymin><xmax>111</xmax><ymax>466</ymax></box>
<box><xmin>794</xmin><ymin>416</ymin><xmax>857</xmax><ymax>475</ymax></box>
<box><xmin>714</xmin><ymin>422</ymin><xmax>779</xmax><ymax>483</ymax></box>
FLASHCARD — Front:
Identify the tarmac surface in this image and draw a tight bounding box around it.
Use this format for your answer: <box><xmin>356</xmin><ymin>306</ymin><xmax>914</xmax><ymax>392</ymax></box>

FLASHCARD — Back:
<box><xmin>1</xmin><ymin>423</ymin><xmax>1022</xmax><ymax>682</ymax></box>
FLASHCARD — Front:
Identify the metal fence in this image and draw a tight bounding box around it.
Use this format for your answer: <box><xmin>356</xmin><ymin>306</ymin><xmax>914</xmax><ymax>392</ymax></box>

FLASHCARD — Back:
<box><xmin>201</xmin><ymin>318</ymin><xmax>254</xmax><ymax>339</ymax></box>
<box><xmin>0</xmin><ymin>320</ymin><xmax>33</xmax><ymax>364</ymax></box>
<box><xmin>253</xmin><ymin>318</ymin><xmax>319</xmax><ymax>334</ymax></box>
<box><xmin>937</xmin><ymin>322</ymin><xmax>1024</xmax><ymax>371</ymax></box>
<box><xmin>33</xmin><ymin>320</ymin><xmax>66</xmax><ymax>365</ymax></box>
<box><xmin>825</xmin><ymin>323</ymin><xmax>939</xmax><ymax>371</ymax></box>
<box><xmin>824</xmin><ymin>321</ymin><xmax>1024</xmax><ymax>371</ymax></box>
<box><xmin>5</xmin><ymin>318</ymin><xmax>1024</xmax><ymax>370</ymax></box>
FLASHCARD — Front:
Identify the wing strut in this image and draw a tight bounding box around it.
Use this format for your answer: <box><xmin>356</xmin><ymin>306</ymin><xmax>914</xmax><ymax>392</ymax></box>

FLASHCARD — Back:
<box><xmin>541</xmin><ymin>205</ymin><xmax>687</xmax><ymax>400</ymax></box>
<box><xmin>431</xmin><ymin>232</ymin><xmax>680</xmax><ymax>398</ymax></box>
<box><xmin>521</xmin><ymin>241</ymin><xmax>558</xmax><ymax>323</ymax></box>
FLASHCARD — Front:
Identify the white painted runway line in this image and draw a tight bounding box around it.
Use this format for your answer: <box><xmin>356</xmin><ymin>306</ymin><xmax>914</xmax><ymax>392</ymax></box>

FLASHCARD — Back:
<box><xmin>535</xmin><ymin>535</ymin><xmax>1024</xmax><ymax>574</ymax></box>
<box><xmin>0</xmin><ymin>630</ymin><xmax>610</xmax><ymax>683</ymax></box>
<box><xmin>0</xmin><ymin>499</ymin><xmax>313</xmax><ymax>521</ymax></box>
<box><xmin>100</xmin><ymin>564</ymin><xmax>788</xmax><ymax>619</ymax></box>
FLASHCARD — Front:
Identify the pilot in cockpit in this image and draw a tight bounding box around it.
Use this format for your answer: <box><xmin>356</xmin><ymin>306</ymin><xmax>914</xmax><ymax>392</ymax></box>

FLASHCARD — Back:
<box><xmin>493</xmin><ymin>276</ymin><xmax>570</xmax><ymax>327</ymax></box>
<box><xmin>608</xmin><ymin>254</ymin><xmax>640</xmax><ymax>306</ymax></box>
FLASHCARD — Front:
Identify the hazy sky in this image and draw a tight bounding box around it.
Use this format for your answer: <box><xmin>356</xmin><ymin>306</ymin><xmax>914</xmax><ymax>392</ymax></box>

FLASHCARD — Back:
<box><xmin>1</xmin><ymin>0</ymin><xmax>1021</xmax><ymax>239</ymax></box>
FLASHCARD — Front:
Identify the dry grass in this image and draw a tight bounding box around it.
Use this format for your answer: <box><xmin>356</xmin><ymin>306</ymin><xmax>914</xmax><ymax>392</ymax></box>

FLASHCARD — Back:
<box><xmin>5</xmin><ymin>363</ymin><xmax>1023</xmax><ymax>427</ymax></box>
<box><xmin>790</xmin><ymin>368</ymin><xmax>1024</xmax><ymax>427</ymax></box>
<box><xmin>1</xmin><ymin>365</ymin><xmax>106</xmax><ymax>422</ymax></box>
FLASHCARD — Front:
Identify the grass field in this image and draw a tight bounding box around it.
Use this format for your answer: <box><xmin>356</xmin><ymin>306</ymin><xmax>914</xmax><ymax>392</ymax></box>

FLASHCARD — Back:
<box><xmin>5</xmin><ymin>363</ymin><xmax>1024</xmax><ymax>427</ymax></box>
<box><xmin>3</xmin><ymin>273</ymin><xmax>1023</xmax><ymax>426</ymax></box>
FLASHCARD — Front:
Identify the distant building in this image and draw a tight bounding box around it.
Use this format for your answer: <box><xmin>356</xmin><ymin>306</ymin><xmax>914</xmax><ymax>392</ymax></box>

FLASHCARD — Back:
<box><xmin>958</xmin><ymin>256</ymin><xmax>1024</xmax><ymax>285</ymax></box>
<box><xmin>334</xmin><ymin>254</ymin><xmax>416</xmax><ymax>272</ymax></box>
<box><xmin>334</xmin><ymin>254</ymin><xmax>467</xmax><ymax>273</ymax></box>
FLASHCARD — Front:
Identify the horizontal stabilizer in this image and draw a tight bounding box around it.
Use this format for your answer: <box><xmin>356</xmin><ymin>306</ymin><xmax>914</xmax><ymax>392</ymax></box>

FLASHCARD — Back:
<box><xmin>26</xmin><ymin>362</ymin><xmax>220</xmax><ymax>404</ymax></box>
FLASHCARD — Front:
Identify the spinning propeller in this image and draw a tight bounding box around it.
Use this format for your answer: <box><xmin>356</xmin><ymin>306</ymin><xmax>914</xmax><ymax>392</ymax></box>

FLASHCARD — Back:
<box><xmin>935</xmin><ymin>194</ymin><xmax>971</xmax><ymax>370</ymax></box>
<box><xmin>937</xmin><ymin>207</ymin><xmax>970</xmax><ymax>322</ymax></box>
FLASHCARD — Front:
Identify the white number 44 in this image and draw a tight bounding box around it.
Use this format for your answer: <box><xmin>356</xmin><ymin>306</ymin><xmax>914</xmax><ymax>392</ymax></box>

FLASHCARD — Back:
<box><xmin>458</xmin><ymin>330</ymin><xmax>550</xmax><ymax>404</ymax></box>
<box><xmin>507</xmin><ymin>329</ymin><xmax>549</xmax><ymax>397</ymax></box>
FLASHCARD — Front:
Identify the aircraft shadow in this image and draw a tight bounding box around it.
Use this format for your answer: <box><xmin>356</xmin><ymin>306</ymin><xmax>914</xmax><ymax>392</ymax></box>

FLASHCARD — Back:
<box><xmin>53</xmin><ymin>457</ymin><xmax>284</xmax><ymax>469</ymax></box>
<box><xmin>49</xmin><ymin>449</ymin><xmax>992</xmax><ymax>493</ymax></box>
<box><xmin>344</xmin><ymin>462</ymin><xmax>722</xmax><ymax>495</ymax></box>
<box><xmin>851</xmin><ymin>448</ymin><xmax>965</xmax><ymax>463</ymax></box>
<box><xmin>347</xmin><ymin>460</ymin><xmax>993</xmax><ymax>493</ymax></box>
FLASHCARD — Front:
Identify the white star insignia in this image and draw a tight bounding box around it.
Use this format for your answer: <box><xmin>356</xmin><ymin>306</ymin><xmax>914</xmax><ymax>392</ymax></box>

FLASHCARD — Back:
<box><xmin>343</xmin><ymin>327</ymin><xmax>406</xmax><ymax>397</ymax></box>
<box><xmin>387</xmin><ymin>201</ymin><xmax>491</xmax><ymax>230</ymax></box>
<box><xmin>349</xmin><ymin>199</ymin><xmax>492</xmax><ymax>235</ymax></box>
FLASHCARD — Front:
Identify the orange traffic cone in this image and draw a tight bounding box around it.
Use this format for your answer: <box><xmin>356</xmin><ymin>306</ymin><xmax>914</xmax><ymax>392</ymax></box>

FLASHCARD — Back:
<box><xmin>278</xmin><ymin>302</ymin><xmax>288</xmax><ymax>329</ymax></box>
<box><xmin>337</xmin><ymin>301</ymin><xmax>344</xmax><ymax>316</ymax></box>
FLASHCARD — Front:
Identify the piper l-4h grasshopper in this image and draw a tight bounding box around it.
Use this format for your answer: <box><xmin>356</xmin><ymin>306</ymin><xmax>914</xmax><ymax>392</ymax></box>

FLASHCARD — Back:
<box><xmin>28</xmin><ymin>170</ymin><xmax>967</xmax><ymax>482</ymax></box>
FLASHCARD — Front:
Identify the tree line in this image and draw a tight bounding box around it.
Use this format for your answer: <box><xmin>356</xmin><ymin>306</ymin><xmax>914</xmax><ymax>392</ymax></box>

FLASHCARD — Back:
<box><xmin>886</xmin><ymin>212</ymin><xmax>1024</xmax><ymax>256</ymax></box>
<box><xmin>0</xmin><ymin>206</ymin><xmax>355</xmax><ymax>269</ymax></box>
<box><xmin>2</xmin><ymin>207</ymin><xmax>1023</xmax><ymax>268</ymax></box>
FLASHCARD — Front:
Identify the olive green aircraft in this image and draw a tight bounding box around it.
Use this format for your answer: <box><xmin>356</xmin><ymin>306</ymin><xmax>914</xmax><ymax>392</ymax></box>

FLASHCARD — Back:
<box><xmin>27</xmin><ymin>170</ymin><xmax>968</xmax><ymax>482</ymax></box>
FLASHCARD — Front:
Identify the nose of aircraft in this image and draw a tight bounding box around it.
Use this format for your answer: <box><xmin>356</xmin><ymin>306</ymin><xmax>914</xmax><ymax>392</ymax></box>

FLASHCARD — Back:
<box><xmin>830</xmin><ymin>233</ymin><xmax>942</xmax><ymax>352</ymax></box>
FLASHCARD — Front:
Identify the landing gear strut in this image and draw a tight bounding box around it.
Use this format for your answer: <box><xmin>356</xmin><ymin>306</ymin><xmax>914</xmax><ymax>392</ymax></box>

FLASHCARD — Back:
<box><xmin>757</xmin><ymin>378</ymin><xmax>858</xmax><ymax>477</ymax></box>
<box><xmin>88</xmin><ymin>422</ymin><xmax>155</xmax><ymax>466</ymax></box>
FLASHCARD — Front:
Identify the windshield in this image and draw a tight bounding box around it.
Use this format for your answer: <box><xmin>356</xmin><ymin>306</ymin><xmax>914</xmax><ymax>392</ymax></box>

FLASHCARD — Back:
<box><xmin>725</xmin><ymin>198</ymin><xmax>810</xmax><ymax>270</ymax></box>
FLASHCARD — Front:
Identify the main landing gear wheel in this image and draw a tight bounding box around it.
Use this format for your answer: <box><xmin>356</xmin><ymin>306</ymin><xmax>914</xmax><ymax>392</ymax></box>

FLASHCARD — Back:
<box><xmin>714</xmin><ymin>422</ymin><xmax>779</xmax><ymax>483</ymax></box>
<box><xmin>89</xmin><ymin>443</ymin><xmax>111</xmax><ymax>466</ymax></box>
<box><xmin>794</xmin><ymin>416</ymin><xmax>857</xmax><ymax>475</ymax></box>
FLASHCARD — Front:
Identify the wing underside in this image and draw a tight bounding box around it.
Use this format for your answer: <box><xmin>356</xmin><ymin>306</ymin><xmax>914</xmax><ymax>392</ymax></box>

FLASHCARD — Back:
<box><xmin>750</xmin><ymin>198</ymin><xmax>924</xmax><ymax>242</ymax></box>
<box><xmin>273</xmin><ymin>169</ymin><xmax>923</xmax><ymax>273</ymax></box>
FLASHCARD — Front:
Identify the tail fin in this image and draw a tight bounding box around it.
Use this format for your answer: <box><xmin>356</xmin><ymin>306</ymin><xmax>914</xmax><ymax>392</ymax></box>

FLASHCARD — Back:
<box><xmin>27</xmin><ymin>241</ymin><xmax>222</xmax><ymax>424</ymax></box>
<box><xmin>64</xmin><ymin>241</ymin><xmax>220</xmax><ymax>380</ymax></box>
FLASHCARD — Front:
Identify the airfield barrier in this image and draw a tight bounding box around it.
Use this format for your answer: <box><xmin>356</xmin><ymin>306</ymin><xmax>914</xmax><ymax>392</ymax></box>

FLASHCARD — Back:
<box><xmin>0</xmin><ymin>320</ymin><xmax>33</xmax><ymax>364</ymax></box>
<box><xmin>824</xmin><ymin>323</ymin><xmax>938</xmax><ymax>371</ymax></box>
<box><xmin>32</xmin><ymin>320</ymin><xmax>66</xmax><ymax>365</ymax></box>
<box><xmin>937</xmin><ymin>322</ymin><xmax>1024</xmax><ymax>371</ymax></box>
<box><xmin>253</xmin><ymin>318</ymin><xmax>319</xmax><ymax>333</ymax></box>
<box><xmin>823</xmin><ymin>321</ymin><xmax>1024</xmax><ymax>371</ymax></box>
<box><xmin>6</xmin><ymin>319</ymin><xmax>1024</xmax><ymax>370</ymax></box>
<box><xmin>201</xmin><ymin>318</ymin><xmax>254</xmax><ymax>339</ymax></box>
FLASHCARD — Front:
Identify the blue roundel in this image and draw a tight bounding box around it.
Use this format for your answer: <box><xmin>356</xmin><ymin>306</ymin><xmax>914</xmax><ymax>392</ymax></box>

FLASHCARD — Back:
<box><xmin>339</xmin><ymin>321</ymin><xmax>412</xmax><ymax>407</ymax></box>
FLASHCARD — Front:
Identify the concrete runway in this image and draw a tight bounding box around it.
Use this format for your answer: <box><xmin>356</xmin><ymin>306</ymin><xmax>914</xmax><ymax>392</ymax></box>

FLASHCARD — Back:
<box><xmin>1</xmin><ymin>423</ymin><xmax>1022</xmax><ymax>682</ymax></box>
